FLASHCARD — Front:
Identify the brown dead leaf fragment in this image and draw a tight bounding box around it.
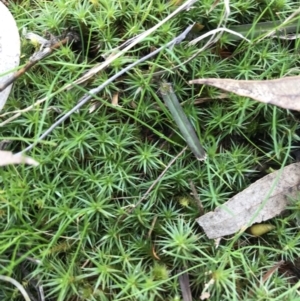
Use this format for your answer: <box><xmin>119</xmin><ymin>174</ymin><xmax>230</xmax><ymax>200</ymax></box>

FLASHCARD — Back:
<box><xmin>197</xmin><ymin>162</ymin><xmax>300</xmax><ymax>239</ymax></box>
<box><xmin>262</xmin><ymin>261</ymin><xmax>284</xmax><ymax>284</ymax></box>
<box><xmin>189</xmin><ymin>76</ymin><xmax>300</xmax><ymax>111</ymax></box>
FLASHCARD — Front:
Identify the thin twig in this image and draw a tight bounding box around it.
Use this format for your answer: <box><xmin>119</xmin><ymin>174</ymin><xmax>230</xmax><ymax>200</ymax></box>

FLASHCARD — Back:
<box><xmin>188</xmin><ymin>27</ymin><xmax>250</xmax><ymax>46</ymax></box>
<box><xmin>17</xmin><ymin>25</ymin><xmax>194</xmax><ymax>154</ymax></box>
<box><xmin>189</xmin><ymin>180</ymin><xmax>204</xmax><ymax>215</ymax></box>
<box><xmin>147</xmin><ymin>215</ymin><xmax>158</xmax><ymax>238</ymax></box>
<box><xmin>64</xmin><ymin>0</ymin><xmax>198</xmax><ymax>87</ymax></box>
<box><xmin>0</xmin><ymin>2</ymin><xmax>195</xmax><ymax>125</ymax></box>
<box><xmin>0</xmin><ymin>86</ymin><xmax>67</xmax><ymax>126</ymax></box>
<box><xmin>38</xmin><ymin>284</ymin><xmax>45</xmax><ymax>301</ymax></box>
<box><xmin>200</xmin><ymin>278</ymin><xmax>215</xmax><ymax>300</ymax></box>
<box><xmin>188</xmin><ymin>0</ymin><xmax>230</xmax><ymax>45</ymax></box>
<box><xmin>257</xmin><ymin>6</ymin><xmax>300</xmax><ymax>42</ymax></box>
<box><xmin>0</xmin><ymin>36</ymin><xmax>73</xmax><ymax>92</ymax></box>
<box><xmin>142</xmin><ymin>0</ymin><xmax>234</xmax><ymax>78</ymax></box>
<box><xmin>0</xmin><ymin>275</ymin><xmax>31</xmax><ymax>301</ymax></box>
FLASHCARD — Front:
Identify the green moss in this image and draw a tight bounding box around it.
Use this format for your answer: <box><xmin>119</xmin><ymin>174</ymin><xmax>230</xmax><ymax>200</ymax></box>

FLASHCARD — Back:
<box><xmin>0</xmin><ymin>0</ymin><xmax>300</xmax><ymax>300</ymax></box>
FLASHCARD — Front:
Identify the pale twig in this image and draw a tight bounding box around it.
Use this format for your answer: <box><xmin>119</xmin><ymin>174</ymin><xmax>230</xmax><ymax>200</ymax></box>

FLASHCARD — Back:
<box><xmin>0</xmin><ymin>97</ymin><xmax>48</xmax><ymax>125</ymax></box>
<box><xmin>0</xmin><ymin>275</ymin><xmax>31</xmax><ymax>301</ymax></box>
<box><xmin>142</xmin><ymin>0</ymin><xmax>234</xmax><ymax>78</ymax></box>
<box><xmin>1</xmin><ymin>1</ymin><xmax>196</xmax><ymax>126</ymax></box>
<box><xmin>188</xmin><ymin>27</ymin><xmax>250</xmax><ymax>46</ymax></box>
<box><xmin>17</xmin><ymin>25</ymin><xmax>194</xmax><ymax>154</ymax></box>
<box><xmin>144</xmin><ymin>27</ymin><xmax>250</xmax><ymax>79</ymax></box>
<box><xmin>17</xmin><ymin>253</ymin><xmax>44</xmax><ymax>301</ymax></box>
<box><xmin>38</xmin><ymin>284</ymin><xmax>45</xmax><ymax>301</ymax></box>
<box><xmin>278</xmin><ymin>33</ymin><xmax>300</xmax><ymax>40</ymax></box>
<box><xmin>257</xmin><ymin>6</ymin><xmax>300</xmax><ymax>42</ymax></box>
<box><xmin>64</xmin><ymin>0</ymin><xmax>198</xmax><ymax>87</ymax></box>
<box><xmin>0</xmin><ymin>35</ymin><xmax>74</xmax><ymax>92</ymax></box>
<box><xmin>188</xmin><ymin>0</ymin><xmax>230</xmax><ymax>46</ymax></box>
<box><xmin>0</xmin><ymin>82</ymin><xmax>72</xmax><ymax>126</ymax></box>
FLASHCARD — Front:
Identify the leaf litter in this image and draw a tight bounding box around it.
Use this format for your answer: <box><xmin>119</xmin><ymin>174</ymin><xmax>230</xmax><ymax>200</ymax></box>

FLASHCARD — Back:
<box><xmin>197</xmin><ymin>162</ymin><xmax>300</xmax><ymax>239</ymax></box>
<box><xmin>189</xmin><ymin>76</ymin><xmax>300</xmax><ymax>111</ymax></box>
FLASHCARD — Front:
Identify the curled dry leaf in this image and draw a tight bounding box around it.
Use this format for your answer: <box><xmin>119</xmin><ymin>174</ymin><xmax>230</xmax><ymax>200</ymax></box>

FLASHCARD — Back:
<box><xmin>197</xmin><ymin>162</ymin><xmax>300</xmax><ymax>239</ymax></box>
<box><xmin>0</xmin><ymin>150</ymin><xmax>39</xmax><ymax>166</ymax></box>
<box><xmin>189</xmin><ymin>76</ymin><xmax>300</xmax><ymax>111</ymax></box>
<box><xmin>0</xmin><ymin>2</ymin><xmax>20</xmax><ymax>111</ymax></box>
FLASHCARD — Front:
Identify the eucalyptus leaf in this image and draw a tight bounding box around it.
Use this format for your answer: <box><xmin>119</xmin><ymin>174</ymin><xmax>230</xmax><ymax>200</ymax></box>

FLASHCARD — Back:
<box><xmin>197</xmin><ymin>162</ymin><xmax>300</xmax><ymax>239</ymax></box>
<box><xmin>189</xmin><ymin>76</ymin><xmax>300</xmax><ymax>111</ymax></box>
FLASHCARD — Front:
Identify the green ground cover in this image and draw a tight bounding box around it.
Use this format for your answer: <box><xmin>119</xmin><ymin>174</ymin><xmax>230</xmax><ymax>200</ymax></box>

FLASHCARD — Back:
<box><xmin>1</xmin><ymin>0</ymin><xmax>300</xmax><ymax>300</ymax></box>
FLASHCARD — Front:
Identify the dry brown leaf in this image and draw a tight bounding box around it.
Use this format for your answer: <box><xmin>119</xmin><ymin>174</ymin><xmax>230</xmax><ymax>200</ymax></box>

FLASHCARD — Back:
<box><xmin>0</xmin><ymin>150</ymin><xmax>39</xmax><ymax>166</ymax></box>
<box><xmin>261</xmin><ymin>260</ymin><xmax>284</xmax><ymax>284</ymax></box>
<box><xmin>189</xmin><ymin>76</ymin><xmax>300</xmax><ymax>111</ymax></box>
<box><xmin>197</xmin><ymin>162</ymin><xmax>300</xmax><ymax>239</ymax></box>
